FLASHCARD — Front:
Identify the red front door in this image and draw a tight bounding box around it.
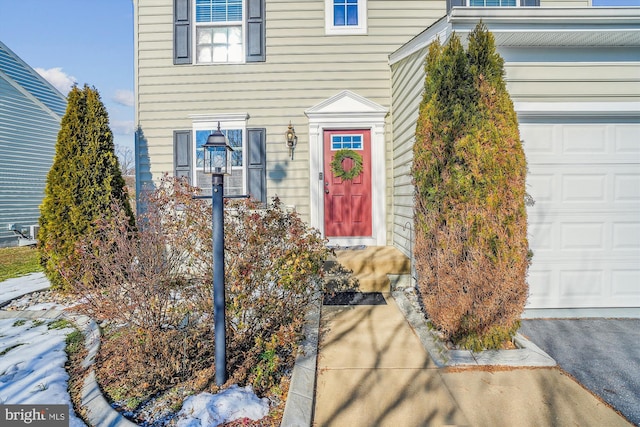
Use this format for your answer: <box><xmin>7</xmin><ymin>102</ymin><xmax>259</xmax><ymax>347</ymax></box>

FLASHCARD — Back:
<box><xmin>323</xmin><ymin>130</ymin><xmax>372</xmax><ymax>237</ymax></box>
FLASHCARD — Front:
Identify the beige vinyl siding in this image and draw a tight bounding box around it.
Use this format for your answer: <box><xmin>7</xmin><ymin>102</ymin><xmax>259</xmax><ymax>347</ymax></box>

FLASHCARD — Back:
<box><xmin>506</xmin><ymin>62</ymin><xmax>640</xmax><ymax>102</ymax></box>
<box><xmin>390</xmin><ymin>45</ymin><xmax>429</xmax><ymax>258</ymax></box>
<box><xmin>135</xmin><ymin>0</ymin><xmax>444</xmax><ymax>225</ymax></box>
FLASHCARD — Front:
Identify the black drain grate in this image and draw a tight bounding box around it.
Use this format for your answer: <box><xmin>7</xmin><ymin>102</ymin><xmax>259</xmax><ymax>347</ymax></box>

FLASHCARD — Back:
<box><xmin>323</xmin><ymin>291</ymin><xmax>387</xmax><ymax>306</ymax></box>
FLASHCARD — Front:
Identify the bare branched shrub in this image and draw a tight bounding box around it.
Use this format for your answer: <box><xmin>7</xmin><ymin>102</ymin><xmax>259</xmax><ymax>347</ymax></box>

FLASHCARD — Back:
<box><xmin>60</xmin><ymin>175</ymin><xmax>330</xmax><ymax>410</ymax></box>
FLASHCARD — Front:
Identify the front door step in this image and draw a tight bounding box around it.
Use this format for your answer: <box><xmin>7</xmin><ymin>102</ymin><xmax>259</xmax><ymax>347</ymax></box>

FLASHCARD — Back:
<box><xmin>326</xmin><ymin>246</ymin><xmax>411</xmax><ymax>293</ymax></box>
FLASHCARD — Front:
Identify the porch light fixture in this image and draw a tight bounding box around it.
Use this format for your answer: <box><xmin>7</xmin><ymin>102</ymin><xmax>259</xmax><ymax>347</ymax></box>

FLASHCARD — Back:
<box><xmin>202</xmin><ymin>122</ymin><xmax>233</xmax><ymax>386</ymax></box>
<box><xmin>285</xmin><ymin>121</ymin><xmax>297</xmax><ymax>160</ymax></box>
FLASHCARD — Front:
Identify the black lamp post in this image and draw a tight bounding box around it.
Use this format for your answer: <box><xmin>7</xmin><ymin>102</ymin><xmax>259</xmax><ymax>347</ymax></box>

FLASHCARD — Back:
<box><xmin>202</xmin><ymin>122</ymin><xmax>233</xmax><ymax>386</ymax></box>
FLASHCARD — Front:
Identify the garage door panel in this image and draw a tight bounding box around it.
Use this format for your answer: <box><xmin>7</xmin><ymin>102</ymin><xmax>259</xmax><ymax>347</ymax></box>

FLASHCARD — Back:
<box><xmin>521</xmin><ymin>121</ymin><xmax>640</xmax><ymax>311</ymax></box>
<box><xmin>562</xmin><ymin>126</ymin><xmax>608</xmax><ymax>154</ymax></box>
<box><xmin>523</xmin><ymin>123</ymin><xmax>640</xmax><ymax>165</ymax></box>
<box><xmin>528</xmin><ymin>263</ymin><xmax>640</xmax><ymax>308</ymax></box>
<box><xmin>615</xmin><ymin>125</ymin><xmax>640</xmax><ymax>154</ymax></box>
<box><xmin>614</xmin><ymin>174</ymin><xmax>640</xmax><ymax>202</ymax></box>
<box><xmin>528</xmin><ymin>164</ymin><xmax>640</xmax><ymax>205</ymax></box>
<box><xmin>560</xmin><ymin>223</ymin><xmax>604</xmax><ymax>250</ymax></box>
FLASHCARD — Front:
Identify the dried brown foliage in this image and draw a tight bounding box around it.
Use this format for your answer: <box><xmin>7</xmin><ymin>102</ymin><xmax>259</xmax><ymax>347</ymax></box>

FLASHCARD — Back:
<box><xmin>59</xmin><ymin>175</ymin><xmax>330</xmax><ymax>418</ymax></box>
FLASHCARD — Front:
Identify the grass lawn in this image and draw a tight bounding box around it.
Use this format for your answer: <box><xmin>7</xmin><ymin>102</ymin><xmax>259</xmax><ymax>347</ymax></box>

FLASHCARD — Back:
<box><xmin>0</xmin><ymin>246</ymin><xmax>42</xmax><ymax>282</ymax></box>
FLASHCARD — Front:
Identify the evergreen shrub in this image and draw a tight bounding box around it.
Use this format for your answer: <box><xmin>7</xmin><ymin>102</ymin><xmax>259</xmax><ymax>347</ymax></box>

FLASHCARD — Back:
<box><xmin>412</xmin><ymin>23</ymin><xmax>531</xmax><ymax>350</ymax></box>
<box><xmin>38</xmin><ymin>85</ymin><xmax>133</xmax><ymax>290</ymax></box>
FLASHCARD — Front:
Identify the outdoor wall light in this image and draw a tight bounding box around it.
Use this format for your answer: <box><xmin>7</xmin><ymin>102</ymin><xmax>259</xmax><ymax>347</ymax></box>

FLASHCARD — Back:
<box><xmin>285</xmin><ymin>121</ymin><xmax>297</xmax><ymax>160</ymax></box>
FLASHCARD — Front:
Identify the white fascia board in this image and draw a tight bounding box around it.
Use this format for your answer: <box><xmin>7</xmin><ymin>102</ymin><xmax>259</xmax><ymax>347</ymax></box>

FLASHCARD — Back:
<box><xmin>188</xmin><ymin>113</ymin><xmax>250</xmax><ymax>123</ymax></box>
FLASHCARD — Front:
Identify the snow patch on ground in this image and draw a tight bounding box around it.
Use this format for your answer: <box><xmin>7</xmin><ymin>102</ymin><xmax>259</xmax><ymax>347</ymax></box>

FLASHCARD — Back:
<box><xmin>0</xmin><ymin>317</ymin><xmax>85</xmax><ymax>427</ymax></box>
<box><xmin>175</xmin><ymin>385</ymin><xmax>270</xmax><ymax>427</ymax></box>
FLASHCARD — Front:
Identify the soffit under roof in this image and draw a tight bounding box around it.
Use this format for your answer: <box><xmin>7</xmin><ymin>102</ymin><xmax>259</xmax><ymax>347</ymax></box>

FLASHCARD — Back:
<box><xmin>390</xmin><ymin>7</ymin><xmax>640</xmax><ymax>65</ymax></box>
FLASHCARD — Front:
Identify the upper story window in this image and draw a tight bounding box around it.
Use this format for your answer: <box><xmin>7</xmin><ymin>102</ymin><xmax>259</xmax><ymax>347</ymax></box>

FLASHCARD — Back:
<box><xmin>325</xmin><ymin>0</ymin><xmax>367</xmax><ymax>35</ymax></box>
<box><xmin>173</xmin><ymin>0</ymin><xmax>265</xmax><ymax>65</ymax></box>
<box><xmin>469</xmin><ymin>0</ymin><xmax>516</xmax><ymax>5</ymax></box>
<box><xmin>195</xmin><ymin>0</ymin><xmax>243</xmax><ymax>63</ymax></box>
<box><xmin>447</xmin><ymin>0</ymin><xmax>538</xmax><ymax>11</ymax></box>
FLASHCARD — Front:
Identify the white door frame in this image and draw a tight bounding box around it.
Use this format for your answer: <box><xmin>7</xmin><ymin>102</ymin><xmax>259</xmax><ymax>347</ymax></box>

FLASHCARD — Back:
<box><xmin>305</xmin><ymin>91</ymin><xmax>388</xmax><ymax>246</ymax></box>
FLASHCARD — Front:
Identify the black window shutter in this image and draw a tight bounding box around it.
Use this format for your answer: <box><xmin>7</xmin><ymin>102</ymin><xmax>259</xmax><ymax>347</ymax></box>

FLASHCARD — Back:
<box><xmin>174</xmin><ymin>0</ymin><xmax>191</xmax><ymax>64</ymax></box>
<box><xmin>247</xmin><ymin>128</ymin><xmax>267</xmax><ymax>203</ymax></box>
<box><xmin>174</xmin><ymin>130</ymin><xmax>192</xmax><ymax>181</ymax></box>
<box><xmin>246</xmin><ymin>0</ymin><xmax>266</xmax><ymax>62</ymax></box>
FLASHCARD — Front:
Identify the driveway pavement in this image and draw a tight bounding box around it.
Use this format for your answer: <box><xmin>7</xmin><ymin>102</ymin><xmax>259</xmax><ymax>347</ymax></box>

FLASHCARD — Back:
<box><xmin>520</xmin><ymin>319</ymin><xmax>640</xmax><ymax>426</ymax></box>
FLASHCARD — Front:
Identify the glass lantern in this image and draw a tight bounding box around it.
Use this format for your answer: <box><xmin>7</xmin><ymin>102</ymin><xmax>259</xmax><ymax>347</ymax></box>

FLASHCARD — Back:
<box><xmin>202</xmin><ymin>123</ymin><xmax>233</xmax><ymax>175</ymax></box>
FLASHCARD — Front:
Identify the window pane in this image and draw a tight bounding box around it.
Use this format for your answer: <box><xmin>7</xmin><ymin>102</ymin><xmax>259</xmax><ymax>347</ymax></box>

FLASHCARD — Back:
<box><xmin>228</xmin><ymin>44</ymin><xmax>243</xmax><ymax>62</ymax></box>
<box><xmin>228</xmin><ymin>0</ymin><xmax>242</xmax><ymax>21</ymax></box>
<box><xmin>213</xmin><ymin>28</ymin><xmax>228</xmax><ymax>43</ymax></box>
<box><xmin>197</xmin><ymin>45</ymin><xmax>213</xmax><ymax>63</ymax></box>
<box><xmin>213</xmin><ymin>46</ymin><xmax>228</xmax><ymax>62</ymax></box>
<box><xmin>228</xmin><ymin>26</ymin><xmax>242</xmax><ymax>44</ymax></box>
<box><xmin>347</xmin><ymin>5</ymin><xmax>358</xmax><ymax>25</ymax></box>
<box><xmin>334</xmin><ymin>5</ymin><xmax>346</xmax><ymax>26</ymax></box>
<box><xmin>198</xmin><ymin>28</ymin><xmax>213</xmax><ymax>44</ymax></box>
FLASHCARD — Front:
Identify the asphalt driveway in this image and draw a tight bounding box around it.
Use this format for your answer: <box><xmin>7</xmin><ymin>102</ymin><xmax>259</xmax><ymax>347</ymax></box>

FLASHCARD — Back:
<box><xmin>520</xmin><ymin>319</ymin><xmax>640</xmax><ymax>426</ymax></box>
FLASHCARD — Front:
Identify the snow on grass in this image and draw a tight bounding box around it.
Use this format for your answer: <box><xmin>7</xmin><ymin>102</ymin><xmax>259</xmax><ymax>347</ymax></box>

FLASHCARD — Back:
<box><xmin>175</xmin><ymin>385</ymin><xmax>270</xmax><ymax>427</ymax></box>
<box><xmin>0</xmin><ymin>317</ymin><xmax>85</xmax><ymax>427</ymax></box>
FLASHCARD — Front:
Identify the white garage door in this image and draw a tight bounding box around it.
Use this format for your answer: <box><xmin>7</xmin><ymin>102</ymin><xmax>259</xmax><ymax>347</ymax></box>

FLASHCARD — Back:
<box><xmin>522</xmin><ymin>121</ymin><xmax>640</xmax><ymax>314</ymax></box>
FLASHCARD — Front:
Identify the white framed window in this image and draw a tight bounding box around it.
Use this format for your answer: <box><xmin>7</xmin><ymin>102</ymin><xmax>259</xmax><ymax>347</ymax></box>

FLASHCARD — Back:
<box><xmin>469</xmin><ymin>0</ymin><xmax>516</xmax><ymax>5</ymax></box>
<box><xmin>195</xmin><ymin>0</ymin><xmax>244</xmax><ymax>63</ymax></box>
<box><xmin>331</xmin><ymin>134</ymin><xmax>363</xmax><ymax>150</ymax></box>
<box><xmin>325</xmin><ymin>0</ymin><xmax>367</xmax><ymax>35</ymax></box>
<box><xmin>192</xmin><ymin>114</ymin><xmax>248</xmax><ymax>195</ymax></box>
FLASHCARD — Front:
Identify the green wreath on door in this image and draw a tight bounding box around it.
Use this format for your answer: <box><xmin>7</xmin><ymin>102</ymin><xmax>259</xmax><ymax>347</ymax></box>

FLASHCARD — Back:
<box><xmin>330</xmin><ymin>149</ymin><xmax>363</xmax><ymax>181</ymax></box>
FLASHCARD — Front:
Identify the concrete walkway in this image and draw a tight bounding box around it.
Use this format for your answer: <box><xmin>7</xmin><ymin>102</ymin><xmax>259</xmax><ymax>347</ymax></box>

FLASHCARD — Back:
<box><xmin>313</xmin><ymin>293</ymin><xmax>633</xmax><ymax>427</ymax></box>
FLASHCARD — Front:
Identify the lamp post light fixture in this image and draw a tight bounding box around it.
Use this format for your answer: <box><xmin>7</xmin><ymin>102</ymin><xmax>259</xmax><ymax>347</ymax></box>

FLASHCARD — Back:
<box><xmin>202</xmin><ymin>122</ymin><xmax>233</xmax><ymax>386</ymax></box>
<box><xmin>285</xmin><ymin>122</ymin><xmax>297</xmax><ymax>160</ymax></box>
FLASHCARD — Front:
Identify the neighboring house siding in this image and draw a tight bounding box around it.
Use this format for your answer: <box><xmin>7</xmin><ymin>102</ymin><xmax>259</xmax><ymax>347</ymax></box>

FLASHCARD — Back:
<box><xmin>0</xmin><ymin>45</ymin><xmax>67</xmax><ymax>117</ymax></box>
<box><xmin>134</xmin><ymin>0</ymin><xmax>445</xmax><ymax>225</ymax></box>
<box><xmin>0</xmin><ymin>75</ymin><xmax>59</xmax><ymax>247</ymax></box>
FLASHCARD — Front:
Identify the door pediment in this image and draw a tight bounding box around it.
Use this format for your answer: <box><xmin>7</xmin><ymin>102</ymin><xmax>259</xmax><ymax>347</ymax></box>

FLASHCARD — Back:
<box><xmin>306</xmin><ymin>90</ymin><xmax>388</xmax><ymax>120</ymax></box>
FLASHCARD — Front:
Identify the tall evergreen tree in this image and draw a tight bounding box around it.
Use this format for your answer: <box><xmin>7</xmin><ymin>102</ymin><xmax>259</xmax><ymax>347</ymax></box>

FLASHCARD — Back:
<box><xmin>39</xmin><ymin>85</ymin><xmax>134</xmax><ymax>290</ymax></box>
<box><xmin>412</xmin><ymin>24</ymin><xmax>530</xmax><ymax>350</ymax></box>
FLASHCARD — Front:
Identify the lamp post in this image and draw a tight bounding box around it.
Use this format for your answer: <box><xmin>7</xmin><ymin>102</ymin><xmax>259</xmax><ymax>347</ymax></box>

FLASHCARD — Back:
<box><xmin>202</xmin><ymin>123</ymin><xmax>233</xmax><ymax>386</ymax></box>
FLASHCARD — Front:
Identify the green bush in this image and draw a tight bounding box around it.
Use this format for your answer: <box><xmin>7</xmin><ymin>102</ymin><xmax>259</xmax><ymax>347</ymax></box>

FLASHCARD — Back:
<box><xmin>38</xmin><ymin>85</ymin><xmax>133</xmax><ymax>290</ymax></box>
<box><xmin>412</xmin><ymin>23</ymin><xmax>530</xmax><ymax>350</ymax></box>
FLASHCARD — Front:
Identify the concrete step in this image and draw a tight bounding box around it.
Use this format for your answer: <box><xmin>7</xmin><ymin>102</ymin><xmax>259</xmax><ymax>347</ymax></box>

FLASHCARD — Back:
<box><xmin>329</xmin><ymin>246</ymin><xmax>411</xmax><ymax>293</ymax></box>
